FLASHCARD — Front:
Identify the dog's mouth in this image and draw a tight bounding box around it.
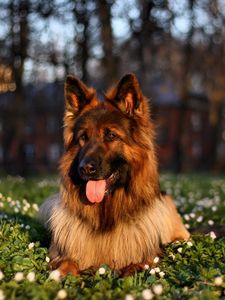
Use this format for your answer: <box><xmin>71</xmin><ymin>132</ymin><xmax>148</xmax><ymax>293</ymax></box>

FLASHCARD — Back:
<box><xmin>85</xmin><ymin>172</ymin><xmax>119</xmax><ymax>204</ymax></box>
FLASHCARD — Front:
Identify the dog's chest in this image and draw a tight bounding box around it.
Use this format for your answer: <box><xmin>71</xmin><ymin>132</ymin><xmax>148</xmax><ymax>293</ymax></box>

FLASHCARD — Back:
<box><xmin>51</xmin><ymin>207</ymin><xmax>160</xmax><ymax>270</ymax></box>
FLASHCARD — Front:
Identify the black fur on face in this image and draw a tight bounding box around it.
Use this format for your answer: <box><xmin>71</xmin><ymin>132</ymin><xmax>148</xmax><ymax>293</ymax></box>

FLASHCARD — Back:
<box><xmin>68</xmin><ymin>105</ymin><xmax>132</xmax><ymax>202</ymax></box>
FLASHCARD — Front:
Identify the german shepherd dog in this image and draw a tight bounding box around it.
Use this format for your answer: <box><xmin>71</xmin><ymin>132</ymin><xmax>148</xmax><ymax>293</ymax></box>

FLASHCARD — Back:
<box><xmin>39</xmin><ymin>73</ymin><xmax>189</xmax><ymax>276</ymax></box>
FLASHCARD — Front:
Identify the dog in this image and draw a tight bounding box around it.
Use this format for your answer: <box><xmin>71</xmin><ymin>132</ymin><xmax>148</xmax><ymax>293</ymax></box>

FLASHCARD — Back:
<box><xmin>39</xmin><ymin>73</ymin><xmax>190</xmax><ymax>276</ymax></box>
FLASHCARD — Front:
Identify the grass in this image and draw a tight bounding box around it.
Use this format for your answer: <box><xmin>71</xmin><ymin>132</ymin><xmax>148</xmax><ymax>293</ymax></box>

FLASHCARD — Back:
<box><xmin>0</xmin><ymin>173</ymin><xmax>224</xmax><ymax>300</ymax></box>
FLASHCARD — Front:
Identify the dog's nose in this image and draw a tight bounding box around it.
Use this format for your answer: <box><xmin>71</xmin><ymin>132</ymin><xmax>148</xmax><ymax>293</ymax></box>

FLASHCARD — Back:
<box><xmin>79</xmin><ymin>161</ymin><xmax>97</xmax><ymax>178</ymax></box>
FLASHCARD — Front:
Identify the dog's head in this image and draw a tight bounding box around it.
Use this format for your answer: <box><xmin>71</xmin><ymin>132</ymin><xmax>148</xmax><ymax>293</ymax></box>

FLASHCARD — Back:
<box><xmin>60</xmin><ymin>74</ymin><xmax>158</xmax><ymax>205</ymax></box>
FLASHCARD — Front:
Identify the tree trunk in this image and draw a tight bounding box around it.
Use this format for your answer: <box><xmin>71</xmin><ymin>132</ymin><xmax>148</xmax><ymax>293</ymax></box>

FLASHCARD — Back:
<box><xmin>5</xmin><ymin>0</ymin><xmax>29</xmax><ymax>175</ymax></box>
<box><xmin>97</xmin><ymin>0</ymin><xmax>117</xmax><ymax>87</ymax></box>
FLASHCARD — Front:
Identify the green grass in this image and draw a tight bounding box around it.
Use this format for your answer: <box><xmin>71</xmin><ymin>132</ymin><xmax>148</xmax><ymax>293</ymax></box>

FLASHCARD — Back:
<box><xmin>0</xmin><ymin>174</ymin><xmax>224</xmax><ymax>300</ymax></box>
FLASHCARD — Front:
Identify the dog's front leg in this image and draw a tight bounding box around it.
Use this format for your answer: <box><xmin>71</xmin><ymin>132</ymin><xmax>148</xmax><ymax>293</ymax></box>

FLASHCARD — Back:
<box><xmin>49</xmin><ymin>242</ymin><xmax>80</xmax><ymax>277</ymax></box>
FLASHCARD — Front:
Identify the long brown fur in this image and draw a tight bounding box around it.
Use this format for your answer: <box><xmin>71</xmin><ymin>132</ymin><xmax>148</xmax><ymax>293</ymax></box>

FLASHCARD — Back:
<box><xmin>39</xmin><ymin>73</ymin><xmax>189</xmax><ymax>276</ymax></box>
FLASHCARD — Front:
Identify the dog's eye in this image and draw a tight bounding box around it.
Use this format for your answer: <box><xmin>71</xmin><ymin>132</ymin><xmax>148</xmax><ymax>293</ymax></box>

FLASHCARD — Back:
<box><xmin>104</xmin><ymin>129</ymin><xmax>117</xmax><ymax>142</ymax></box>
<box><xmin>79</xmin><ymin>133</ymin><xmax>88</xmax><ymax>145</ymax></box>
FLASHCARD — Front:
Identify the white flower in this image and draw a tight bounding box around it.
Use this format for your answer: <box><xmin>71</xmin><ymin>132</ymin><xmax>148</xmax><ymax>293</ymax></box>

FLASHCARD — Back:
<box><xmin>154</xmin><ymin>267</ymin><xmax>160</xmax><ymax>273</ymax></box>
<box><xmin>209</xmin><ymin>231</ymin><xmax>216</xmax><ymax>240</ymax></box>
<box><xmin>185</xmin><ymin>224</ymin><xmax>190</xmax><ymax>229</ymax></box>
<box><xmin>149</xmin><ymin>269</ymin><xmax>156</xmax><ymax>275</ymax></box>
<box><xmin>183</xmin><ymin>286</ymin><xmax>188</xmax><ymax>292</ymax></box>
<box><xmin>57</xmin><ymin>289</ymin><xmax>67</xmax><ymax>299</ymax></box>
<box><xmin>187</xmin><ymin>241</ymin><xmax>193</xmax><ymax>247</ymax></box>
<box><xmin>27</xmin><ymin>272</ymin><xmax>35</xmax><ymax>282</ymax></box>
<box><xmin>28</xmin><ymin>242</ymin><xmax>35</xmax><ymax>249</ymax></box>
<box><xmin>32</xmin><ymin>204</ymin><xmax>39</xmax><ymax>211</ymax></box>
<box><xmin>214</xmin><ymin>276</ymin><xmax>223</xmax><ymax>286</ymax></box>
<box><xmin>190</xmin><ymin>213</ymin><xmax>196</xmax><ymax>218</ymax></box>
<box><xmin>208</xmin><ymin>220</ymin><xmax>214</xmax><ymax>226</ymax></box>
<box><xmin>212</xmin><ymin>206</ymin><xmax>217</xmax><ymax>212</ymax></box>
<box><xmin>197</xmin><ymin>216</ymin><xmax>203</xmax><ymax>223</ymax></box>
<box><xmin>0</xmin><ymin>271</ymin><xmax>4</xmax><ymax>280</ymax></box>
<box><xmin>142</xmin><ymin>288</ymin><xmax>153</xmax><ymax>300</ymax></box>
<box><xmin>0</xmin><ymin>289</ymin><xmax>5</xmax><ymax>300</ymax></box>
<box><xmin>153</xmin><ymin>256</ymin><xmax>160</xmax><ymax>264</ymax></box>
<box><xmin>169</xmin><ymin>253</ymin><xmax>175</xmax><ymax>260</ymax></box>
<box><xmin>14</xmin><ymin>272</ymin><xmax>24</xmax><ymax>282</ymax></box>
<box><xmin>46</xmin><ymin>256</ymin><xmax>50</xmax><ymax>263</ymax></box>
<box><xmin>98</xmin><ymin>267</ymin><xmax>106</xmax><ymax>275</ymax></box>
<box><xmin>25</xmin><ymin>225</ymin><xmax>31</xmax><ymax>230</ymax></box>
<box><xmin>184</xmin><ymin>214</ymin><xmax>190</xmax><ymax>221</ymax></box>
<box><xmin>159</xmin><ymin>271</ymin><xmax>165</xmax><ymax>278</ymax></box>
<box><xmin>177</xmin><ymin>247</ymin><xmax>183</xmax><ymax>253</ymax></box>
<box><xmin>125</xmin><ymin>294</ymin><xmax>134</xmax><ymax>300</ymax></box>
<box><xmin>49</xmin><ymin>270</ymin><xmax>61</xmax><ymax>282</ymax></box>
<box><xmin>144</xmin><ymin>264</ymin><xmax>149</xmax><ymax>270</ymax></box>
<box><xmin>152</xmin><ymin>284</ymin><xmax>163</xmax><ymax>295</ymax></box>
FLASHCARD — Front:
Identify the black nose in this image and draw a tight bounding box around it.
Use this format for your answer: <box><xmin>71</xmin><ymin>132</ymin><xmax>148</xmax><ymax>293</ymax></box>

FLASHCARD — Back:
<box><xmin>79</xmin><ymin>160</ymin><xmax>97</xmax><ymax>178</ymax></box>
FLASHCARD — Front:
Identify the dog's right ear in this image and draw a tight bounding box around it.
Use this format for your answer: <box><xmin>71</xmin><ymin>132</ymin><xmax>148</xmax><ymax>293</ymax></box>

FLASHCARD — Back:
<box><xmin>64</xmin><ymin>75</ymin><xmax>95</xmax><ymax>114</ymax></box>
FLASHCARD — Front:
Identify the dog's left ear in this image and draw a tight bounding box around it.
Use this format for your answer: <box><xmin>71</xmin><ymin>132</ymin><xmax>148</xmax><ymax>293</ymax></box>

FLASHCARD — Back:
<box><xmin>107</xmin><ymin>73</ymin><xmax>145</xmax><ymax>117</ymax></box>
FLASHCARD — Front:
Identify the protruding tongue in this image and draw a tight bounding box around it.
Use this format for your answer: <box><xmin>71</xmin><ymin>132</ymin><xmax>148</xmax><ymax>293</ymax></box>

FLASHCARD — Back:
<box><xmin>86</xmin><ymin>180</ymin><xmax>106</xmax><ymax>203</ymax></box>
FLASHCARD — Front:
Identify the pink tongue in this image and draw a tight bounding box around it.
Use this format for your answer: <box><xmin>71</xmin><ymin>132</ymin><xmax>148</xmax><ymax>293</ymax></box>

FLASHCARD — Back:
<box><xmin>86</xmin><ymin>180</ymin><xmax>106</xmax><ymax>203</ymax></box>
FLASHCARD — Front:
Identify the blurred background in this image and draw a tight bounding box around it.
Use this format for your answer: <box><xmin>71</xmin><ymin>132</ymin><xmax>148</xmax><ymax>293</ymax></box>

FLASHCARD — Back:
<box><xmin>0</xmin><ymin>0</ymin><xmax>225</xmax><ymax>175</ymax></box>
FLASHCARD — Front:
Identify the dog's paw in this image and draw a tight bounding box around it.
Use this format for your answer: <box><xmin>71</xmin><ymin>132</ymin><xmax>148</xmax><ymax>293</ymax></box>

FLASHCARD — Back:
<box><xmin>57</xmin><ymin>260</ymin><xmax>80</xmax><ymax>277</ymax></box>
<box><xmin>119</xmin><ymin>263</ymin><xmax>146</xmax><ymax>277</ymax></box>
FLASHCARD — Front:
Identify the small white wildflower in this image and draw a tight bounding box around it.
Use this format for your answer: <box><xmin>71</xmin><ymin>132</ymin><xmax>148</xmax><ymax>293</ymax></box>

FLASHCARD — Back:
<box><xmin>159</xmin><ymin>271</ymin><xmax>165</xmax><ymax>278</ymax></box>
<box><xmin>142</xmin><ymin>288</ymin><xmax>153</xmax><ymax>300</ymax></box>
<box><xmin>214</xmin><ymin>276</ymin><xmax>223</xmax><ymax>286</ymax></box>
<box><xmin>184</xmin><ymin>214</ymin><xmax>190</xmax><ymax>221</ymax></box>
<box><xmin>177</xmin><ymin>247</ymin><xmax>183</xmax><ymax>253</ymax></box>
<box><xmin>0</xmin><ymin>203</ymin><xmax>3</xmax><ymax>208</ymax></box>
<box><xmin>25</xmin><ymin>225</ymin><xmax>31</xmax><ymax>230</ymax></box>
<box><xmin>144</xmin><ymin>264</ymin><xmax>149</xmax><ymax>270</ymax></box>
<box><xmin>153</xmin><ymin>256</ymin><xmax>160</xmax><ymax>264</ymax></box>
<box><xmin>190</xmin><ymin>213</ymin><xmax>196</xmax><ymax>218</ymax></box>
<box><xmin>185</xmin><ymin>224</ymin><xmax>190</xmax><ymax>229</ymax></box>
<box><xmin>183</xmin><ymin>286</ymin><xmax>188</xmax><ymax>292</ymax></box>
<box><xmin>169</xmin><ymin>253</ymin><xmax>175</xmax><ymax>260</ymax></box>
<box><xmin>0</xmin><ymin>289</ymin><xmax>5</xmax><ymax>300</ymax></box>
<box><xmin>152</xmin><ymin>284</ymin><xmax>163</xmax><ymax>295</ymax></box>
<box><xmin>98</xmin><ymin>267</ymin><xmax>106</xmax><ymax>275</ymax></box>
<box><xmin>187</xmin><ymin>241</ymin><xmax>193</xmax><ymax>247</ymax></box>
<box><xmin>14</xmin><ymin>272</ymin><xmax>24</xmax><ymax>282</ymax></box>
<box><xmin>28</xmin><ymin>242</ymin><xmax>35</xmax><ymax>249</ymax></box>
<box><xmin>0</xmin><ymin>193</ymin><xmax>2</xmax><ymax>198</ymax></box>
<box><xmin>14</xmin><ymin>208</ymin><xmax>19</xmax><ymax>213</ymax></box>
<box><xmin>7</xmin><ymin>197</ymin><xmax>12</xmax><ymax>202</ymax></box>
<box><xmin>46</xmin><ymin>256</ymin><xmax>50</xmax><ymax>263</ymax></box>
<box><xmin>154</xmin><ymin>267</ymin><xmax>160</xmax><ymax>273</ymax></box>
<box><xmin>32</xmin><ymin>204</ymin><xmax>39</xmax><ymax>211</ymax></box>
<box><xmin>27</xmin><ymin>272</ymin><xmax>35</xmax><ymax>282</ymax></box>
<box><xmin>197</xmin><ymin>216</ymin><xmax>203</xmax><ymax>223</ymax></box>
<box><xmin>125</xmin><ymin>294</ymin><xmax>134</xmax><ymax>300</ymax></box>
<box><xmin>49</xmin><ymin>270</ymin><xmax>61</xmax><ymax>282</ymax></box>
<box><xmin>57</xmin><ymin>289</ymin><xmax>67</xmax><ymax>299</ymax></box>
<box><xmin>212</xmin><ymin>206</ymin><xmax>217</xmax><ymax>212</ymax></box>
<box><xmin>149</xmin><ymin>269</ymin><xmax>156</xmax><ymax>275</ymax></box>
<box><xmin>208</xmin><ymin>220</ymin><xmax>214</xmax><ymax>226</ymax></box>
<box><xmin>0</xmin><ymin>271</ymin><xmax>4</xmax><ymax>280</ymax></box>
<box><xmin>209</xmin><ymin>231</ymin><xmax>216</xmax><ymax>240</ymax></box>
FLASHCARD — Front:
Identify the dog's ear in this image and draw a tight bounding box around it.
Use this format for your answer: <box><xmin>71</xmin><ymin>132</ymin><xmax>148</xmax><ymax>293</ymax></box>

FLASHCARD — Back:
<box><xmin>64</xmin><ymin>75</ymin><xmax>95</xmax><ymax>114</ymax></box>
<box><xmin>107</xmin><ymin>73</ymin><xmax>145</xmax><ymax>116</ymax></box>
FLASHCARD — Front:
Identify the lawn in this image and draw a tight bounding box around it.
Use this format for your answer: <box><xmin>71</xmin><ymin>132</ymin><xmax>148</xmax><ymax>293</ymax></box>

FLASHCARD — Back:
<box><xmin>0</xmin><ymin>174</ymin><xmax>224</xmax><ymax>300</ymax></box>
